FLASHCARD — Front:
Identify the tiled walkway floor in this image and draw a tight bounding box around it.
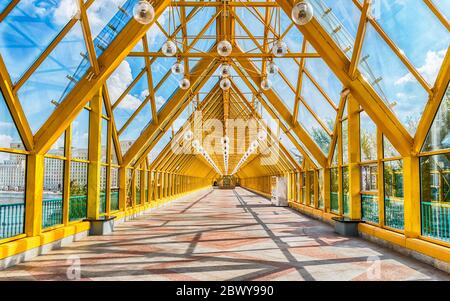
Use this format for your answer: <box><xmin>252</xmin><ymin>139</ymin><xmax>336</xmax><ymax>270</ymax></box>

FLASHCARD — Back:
<box><xmin>1</xmin><ymin>188</ymin><xmax>448</xmax><ymax>281</ymax></box>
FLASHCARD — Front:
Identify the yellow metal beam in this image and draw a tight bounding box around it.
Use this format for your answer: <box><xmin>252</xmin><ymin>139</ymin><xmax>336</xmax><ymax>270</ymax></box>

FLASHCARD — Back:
<box><xmin>276</xmin><ymin>0</ymin><xmax>413</xmax><ymax>157</ymax></box>
<box><xmin>413</xmin><ymin>48</ymin><xmax>450</xmax><ymax>153</ymax></box>
<box><xmin>34</xmin><ymin>0</ymin><xmax>171</xmax><ymax>155</ymax></box>
<box><xmin>0</xmin><ymin>55</ymin><xmax>34</xmax><ymax>150</ymax></box>
<box><xmin>122</xmin><ymin>56</ymin><xmax>218</xmax><ymax>166</ymax></box>
<box><xmin>234</xmin><ymin>53</ymin><xmax>328</xmax><ymax>167</ymax></box>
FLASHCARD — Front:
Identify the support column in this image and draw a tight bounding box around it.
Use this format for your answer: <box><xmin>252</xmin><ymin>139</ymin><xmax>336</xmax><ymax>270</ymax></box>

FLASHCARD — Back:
<box><xmin>25</xmin><ymin>154</ymin><xmax>45</xmax><ymax>237</ymax></box>
<box><xmin>403</xmin><ymin>155</ymin><xmax>421</xmax><ymax>238</ymax></box>
<box><xmin>87</xmin><ymin>88</ymin><xmax>102</xmax><ymax>220</ymax></box>
<box><xmin>348</xmin><ymin>95</ymin><xmax>361</xmax><ymax>220</ymax></box>
<box><xmin>119</xmin><ymin>167</ymin><xmax>126</xmax><ymax>211</ymax></box>
<box><xmin>324</xmin><ymin>168</ymin><xmax>331</xmax><ymax>212</ymax></box>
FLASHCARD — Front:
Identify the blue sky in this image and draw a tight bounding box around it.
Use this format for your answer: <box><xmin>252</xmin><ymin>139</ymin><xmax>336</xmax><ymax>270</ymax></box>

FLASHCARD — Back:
<box><xmin>0</xmin><ymin>0</ymin><xmax>448</xmax><ymax>161</ymax></box>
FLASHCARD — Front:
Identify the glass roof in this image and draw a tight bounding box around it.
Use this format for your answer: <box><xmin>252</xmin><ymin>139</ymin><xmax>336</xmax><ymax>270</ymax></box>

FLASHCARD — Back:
<box><xmin>0</xmin><ymin>0</ymin><xmax>448</xmax><ymax>173</ymax></box>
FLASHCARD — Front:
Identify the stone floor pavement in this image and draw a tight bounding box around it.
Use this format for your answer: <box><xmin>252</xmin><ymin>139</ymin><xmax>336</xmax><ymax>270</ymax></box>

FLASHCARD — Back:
<box><xmin>0</xmin><ymin>188</ymin><xmax>448</xmax><ymax>281</ymax></box>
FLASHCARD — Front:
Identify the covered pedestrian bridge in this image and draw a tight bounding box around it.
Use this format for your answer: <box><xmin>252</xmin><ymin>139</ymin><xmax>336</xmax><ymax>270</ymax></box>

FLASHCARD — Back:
<box><xmin>0</xmin><ymin>0</ymin><xmax>448</xmax><ymax>280</ymax></box>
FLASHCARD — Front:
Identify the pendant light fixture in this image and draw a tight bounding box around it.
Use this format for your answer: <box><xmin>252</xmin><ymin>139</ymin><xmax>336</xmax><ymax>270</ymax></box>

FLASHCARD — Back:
<box><xmin>133</xmin><ymin>0</ymin><xmax>155</xmax><ymax>24</ymax></box>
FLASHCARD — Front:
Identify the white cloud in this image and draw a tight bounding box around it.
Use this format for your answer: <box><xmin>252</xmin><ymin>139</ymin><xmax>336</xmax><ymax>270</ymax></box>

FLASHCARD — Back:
<box><xmin>0</xmin><ymin>121</ymin><xmax>14</xmax><ymax>129</ymax></box>
<box><xmin>107</xmin><ymin>60</ymin><xmax>133</xmax><ymax>103</ymax></box>
<box><xmin>117</xmin><ymin>95</ymin><xmax>142</xmax><ymax>111</ymax></box>
<box><xmin>0</xmin><ymin>134</ymin><xmax>13</xmax><ymax>148</ymax></box>
<box><xmin>396</xmin><ymin>49</ymin><xmax>447</xmax><ymax>85</ymax></box>
<box><xmin>52</xmin><ymin>0</ymin><xmax>79</xmax><ymax>25</ymax></box>
<box><xmin>155</xmin><ymin>96</ymin><xmax>165</xmax><ymax>107</ymax></box>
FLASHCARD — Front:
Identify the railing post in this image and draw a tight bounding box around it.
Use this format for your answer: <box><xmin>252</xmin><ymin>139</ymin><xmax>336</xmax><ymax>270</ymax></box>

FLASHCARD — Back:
<box><xmin>87</xmin><ymin>87</ymin><xmax>102</xmax><ymax>220</ymax></box>
<box><xmin>25</xmin><ymin>154</ymin><xmax>44</xmax><ymax>237</ymax></box>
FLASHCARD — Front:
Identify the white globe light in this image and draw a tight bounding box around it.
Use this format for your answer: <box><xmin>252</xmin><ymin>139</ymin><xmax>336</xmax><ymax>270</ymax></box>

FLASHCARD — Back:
<box><xmin>272</xmin><ymin>40</ymin><xmax>288</xmax><ymax>57</ymax></box>
<box><xmin>222</xmin><ymin>136</ymin><xmax>230</xmax><ymax>145</ymax></box>
<box><xmin>171</xmin><ymin>62</ymin><xmax>184</xmax><ymax>75</ymax></box>
<box><xmin>267</xmin><ymin>61</ymin><xmax>279</xmax><ymax>75</ymax></box>
<box><xmin>257</xmin><ymin>130</ymin><xmax>266</xmax><ymax>141</ymax></box>
<box><xmin>179</xmin><ymin>78</ymin><xmax>190</xmax><ymax>90</ymax></box>
<box><xmin>133</xmin><ymin>1</ymin><xmax>155</xmax><ymax>24</ymax></box>
<box><xmin>292</xmin><ymin>1</ymin><xmax>314</xmax><ymax>25</ymax></box>
<box><xmin>217</xmin><ymin>40</ymin><xmax>233</xmax><ymax>57</ymax></box>
<box><xmin>251</xmin><ymin>141</ymin><xmax>259</xmax><ymax>149</ymax></box>
<box><xmin>220</xmin><ymin>78</ymin><xmax>232</xmax><ymax>90</ymax></box>
<box><xmin>220</xmin><ymin>64</ymin><xmax>232</xmax><ymax>77</ymax></box>
<box><xmin>192</xmin><ymin>140</ymin><xmax>200</xmax><ymax>148</ymax></box>
<box><xmin>162</xmin><ymin>40</ymin><xmax>177</xmax><ymax>57</ymax></box>
<box><xmin>261</xmin><ymin>78</ymin><xmax>272</xmax><ymax>90</ymax></box>
<box><xmin>184</xmin><ymin>130</ymin><xmax>193</xmax><ymax>141</ymax></box>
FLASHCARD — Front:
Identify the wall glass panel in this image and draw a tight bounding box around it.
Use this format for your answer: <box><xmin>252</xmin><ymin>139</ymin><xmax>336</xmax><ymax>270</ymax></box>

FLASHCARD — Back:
<box><xmin>43</xmin><ymin>158</ymin><xmax>64</xmax><ymax>228</ymax></box>
<box><xmin>384</xmin><ymin>160</ymin><xmax>404</xmax><ymax>230</ymax></box>
<box><xmin>420</xmin><ymin>154</ymin><xmax>450</xmax><ymax>242</ymax></box>
<box><xmin>0</xmin><ymin>152</ymin><xmax>26</xmax><ymax>239</ymax></box>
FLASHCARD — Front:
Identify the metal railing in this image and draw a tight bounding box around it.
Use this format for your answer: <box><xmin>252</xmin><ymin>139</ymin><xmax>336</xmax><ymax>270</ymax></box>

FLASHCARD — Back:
<box><xmin>422</xmin><ymin>202</ymin><xmax>450</xmax><ymax>242</ymax></box>
<box><xmin>385</xmin><ymin>197</ymin><xmax>404</xmax><ymax>230</ymax></box>
<box><xmin>69</xmin><ymin>195</ymin><xmax>87</xmax><ymax>221</ymax></box>
<box><xmin>361</xmin><ymin>194</ymin><xmax>379</xmax><ymax>224</ymax></box>
<box><xmin>0</xmin><ymin>203</ymin><xmax>24</xmax><ymax>239</ymax></box>
<box><xmin>42</xmin><ymin>198</ymin><xmax>63</xmax><ymax>228</ymax></box>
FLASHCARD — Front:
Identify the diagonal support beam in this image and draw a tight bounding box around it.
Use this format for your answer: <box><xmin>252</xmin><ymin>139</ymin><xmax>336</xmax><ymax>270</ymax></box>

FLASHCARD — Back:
<box><xmin>276</xmin><ymin>0</ymin><xmax>413</xmax><ymax>157</ymax></box>
<box><xmin>234</xmin><ymin>53</ymin><xmax>327</xmax><ymax>167</ymax></box>
<box><xmin>34</xmin><ymin>0</ymin><xmax>171</xmax><ymax>155</ymax></box>
<box><xmin>0</xmin><ymin>55</ymin><xmax>34</xmax><ymax>150</ymax></box>
<box><xmin>122</xmin><ymin>56</ymin><xmax>218</xmax><ymax>166</ymax></box>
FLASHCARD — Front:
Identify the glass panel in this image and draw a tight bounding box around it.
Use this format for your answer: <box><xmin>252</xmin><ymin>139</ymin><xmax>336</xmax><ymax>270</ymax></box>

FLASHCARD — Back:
<box><xmin>420</xmin><ymin>154</ymin><xmax>450</xmax><ymax>242</ymax></box>
<box><xmin>358</xmin><ymin>23</ymin><xmax>428</xmax><ymax>135</ymax></box>
<box><xmin>298</xmin><ymin>106</ymin><xmax>330</xmax><ymax>154</ymax></box>
<box><xmin>301</xmin><ymin>172</ymin><xmax>306</xmax><ymax>204</ymax></box>
<box><xmin>17</xmin><ymin>22</ymin><xmax>89</xmax><ymax>133</ymax></box>
<box><xmin>422</xmin><ymin>84</ymin><xmax>450</xmax><ymax>152</ymax></box>
<box><xmin>373</xmin><ymin>0</ymin><xmax>449</xmax><ymax>85</ymax></box>
<box><xmin>342</xmin><ymin>166</ymin><xmax>349</xmax><ymax>216</ymax></box>
<box><xmin>107</xmin><ymin>57</ymin><xmax>146</xmax><ymax>105</ymax></box>
<box><xmin>330</xmin><ymin>167</ymin><xmax>339</xmax><ymax>213</ymax></box>
<box><xmin>111</xmin><ymin>167</ymin><xmax>119</xmax><ymax>211</ymax></box>
<box><xmin>342</xmin><ymin>119</ymin><xmax>348</xmax><ymax>165</ymax></box>
<box><xmin>119</xmin><ymin>102</ymin><xmax>152</xmax><ymax>145</ymax></box>
<box><xmin>432</xmin><ymin>0</ymin><xmax>450</xmax><ymax>20</ymax></box>
<box><xmin>99</xmin><ymin>166</ymin><xmax>107</xmax><ymax>214</ymax></box>
<box><xmin>126</xmin><ymin>168</ymin><xmax>132</xmax><ymax>207</ymax></box>
<box><xmin>0</xmin><ymin>92</ymin><xmax>24</xmax><ymax>150</ymax></box>
<box><xmin>305</xmin><ymin>58</ymin><xmax>342</xmax><ymax>105</ymax></box>
<box><xmin>309</xmin><ymin>0</ymin><xmax>360</xmax><ymax>58</ymax></box>
<box><xmin>43</xmin><ymin>158</ymin><xmax>64</xmax><ymax>228</ymax></box>
<box><xmin>69</xmin><ymin>161</ymin><xmax>88</xmax><ymax>221</ymax></box>
<box><xmin>383</xmin><ymin>135</ymin><xmax>400</xmax><ymax>158</ymax></box>
<box><xmin>318</xmin><ymin>169</ymin><xmax>324</xmax><ymax>209</ymax></box>
<box><xmin>0</xmin><ymin>0</ymin><xmax>77</xmax><ymax>82</ymax></box>
<box><xmin>72</xmin><ymin>109</ymin><xmax>89</xmax><ymax>160</ymax></box>
<box><xmin>0</xmin><ymin>152</ymin><xmax>26</xmax><ymax>239</ymax></box>
<box><xmin>360</xmin><ymin>111</ymin><xmax>377</xmax><ymax>161</ymax></box>
<box><xmin>136</xmin><ymin>170</ymin><xmax>141</xmax><ymax>205</ymax></box>
<box><xmin>309</xmin><ymin>171</ymin><xmax>315</xmax><ymax>207</ymax></box>
<box><xmin>384</xmin><ymin>160</ymin><xmax>404</xmax><ymax>230</ymax></box>
<box><xmin>361</xmin><ymin>194</ymin><xmax>379</xmax><ymax>224</ymax></box>
<box><xmin>301</xmin><ymin>75</ymin><xmax>336</xmax><ymax>131</ymax></box>
<box><xmin>361</xmin><ymin>164</ymin><xmax>378</xmax><ymax>192</ymax></box>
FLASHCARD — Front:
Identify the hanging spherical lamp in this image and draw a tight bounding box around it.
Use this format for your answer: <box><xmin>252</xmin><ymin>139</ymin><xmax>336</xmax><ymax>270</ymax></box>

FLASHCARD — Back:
<box><xmin>292</xmin><ymin>1</ymin><xmax>314</xmax><ymax>25</ymax></box>
<box><xmin>184</xmin><ymin>130</ymin><xmax>193</xmax><ymax>141</ymax></box>
<box><xmin>171</xmin><ymin>62</ymin><xmax>184</xmax><ymax>75</ymax></box>
<box><xmin>271</xmin><ymin>40</ymin><xmax>288</xmax><ymax>57</ymax></box>
<box><xmin>257</xmin><ymin>130</ymin><xmax>266</xmax><ymax>141</ymax></box>
<box><xmin>260</xmin><ymin>78</ymin><xmax>272</xmax><ymax>91</ymax></box>
<box><xmin>219</xmin><ymin>64</ymin><xmax>232</xmax><ymax>77</ymax></box>
<box><xmin>220</xmin><ymin>78</ymin><xmax>232</xmax><ymax>90</ymax></box>
<box><xmin>267</xmin><ymin>61</ymin><xmax>279</xmax><ymax>75</ymax></box>
<box><xmin>133</xmin><ymin>1</ymin><xmax>155</xmax><ymax>24</ymax></box>
<box><xmin>162</xmin><ymin>40</ymin><xmax>177</xmax><ymax>57</ymax></box>
<box><xmin>179</xmin><ymin>78</ymin><xmax>190</xmax><ymax>90</ymax></box>
<box><xmin>217</xmin><ymin>40</ymin><xmax>233</xmax><ymax>57</ymax></box>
